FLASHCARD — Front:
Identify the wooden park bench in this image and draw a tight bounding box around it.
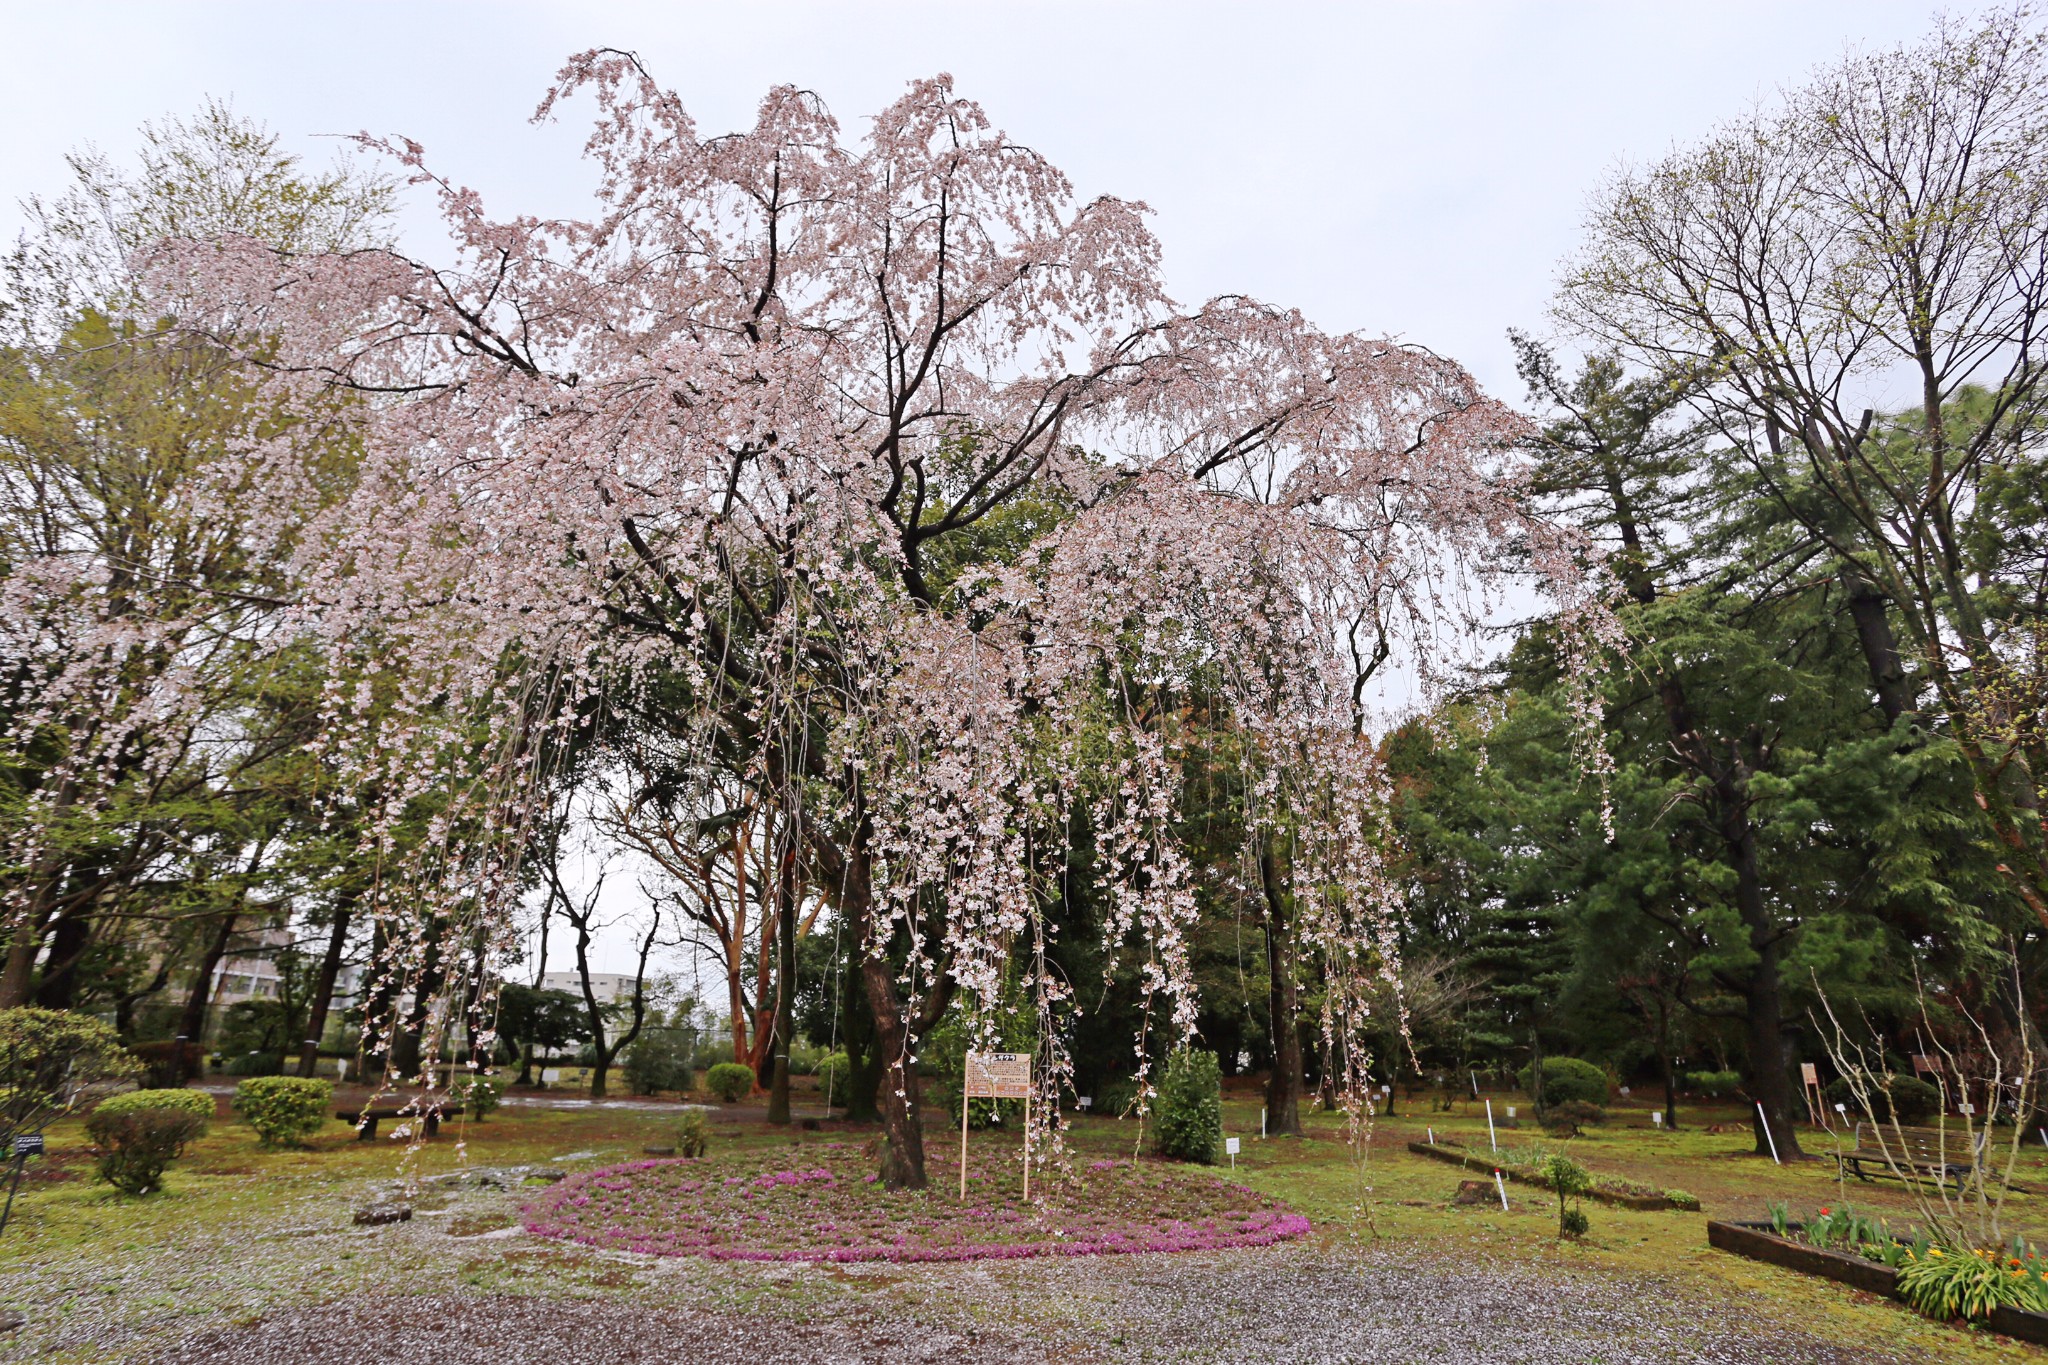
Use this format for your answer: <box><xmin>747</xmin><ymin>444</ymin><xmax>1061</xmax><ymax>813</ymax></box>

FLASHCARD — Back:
<box><xmin>341</xmin><ymin>1107</ymin><xmax>446</xmax><ymax>1142</ymax></box>
<box><xmin>1832</xmin><ymin>1121</ymin><xmax>1985</xmax><ymax>1186</ymax></box>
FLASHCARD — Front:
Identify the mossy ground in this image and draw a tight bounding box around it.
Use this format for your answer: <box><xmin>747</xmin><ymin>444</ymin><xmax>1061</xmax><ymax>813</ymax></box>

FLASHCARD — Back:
<box><xmin>4</xmin><ymin>1078</ymin><xmax>2046</xmax><ymax>1361</ymax></box>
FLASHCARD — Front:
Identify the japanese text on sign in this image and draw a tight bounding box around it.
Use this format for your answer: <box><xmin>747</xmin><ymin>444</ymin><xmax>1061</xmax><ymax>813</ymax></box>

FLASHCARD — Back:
<box><xmin>964</xmin><ymin>1050</ymin><xmax>1031</xmax><ymax>1099</ymax></box>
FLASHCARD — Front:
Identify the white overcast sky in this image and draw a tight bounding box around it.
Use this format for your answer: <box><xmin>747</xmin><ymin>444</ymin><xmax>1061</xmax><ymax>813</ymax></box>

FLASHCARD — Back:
<box><xmin>1</xmin><ymin>1</ymin><xmax>2006</xmax><ymax>973</ymax></box>
<box><xmin>2</xmin><ymin>0</ymin><xmax>2008</xmax><ymax>403</ymax></box>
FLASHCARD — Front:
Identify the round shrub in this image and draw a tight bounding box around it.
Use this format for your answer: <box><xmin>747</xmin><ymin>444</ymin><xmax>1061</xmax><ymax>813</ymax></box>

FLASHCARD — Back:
<box><xmin>706</xmin><ymin>1062</ymin><xmax>754</xmax><ymax>1103</ymax></box>
<box><xmin>1154</xmin><ymin>1049</ymin><xmax>1222</xmax><ymax>1164</ymax></box>
<box><xmin>234</xmin><ymin>1075</ymin><xmax>333</xmax><ymax>1147</ymax></box>
<box><xmin>676</xmin><ymin>1108</ymin><xmax>711</xmax><ymax>1158</ymax></box>
<box><xmin>94</xmin><ymin>1088</ymin><xmax>214</xmax><ymax>1125</ymax></box>
<box><xmin>1824</xmin><ymin>1074</ymin><xmax>1941</xmax><ymax>1124</ymax></box>
<box><xmin>84</xmin><ymin>1107</ymin><xmax>206</xmax><ymax>1195</ymax></box>
<box><xmin>1517</xmin><ymin>1057</ymin><xmax>1609</xmax><ymax>1108</ymax></box>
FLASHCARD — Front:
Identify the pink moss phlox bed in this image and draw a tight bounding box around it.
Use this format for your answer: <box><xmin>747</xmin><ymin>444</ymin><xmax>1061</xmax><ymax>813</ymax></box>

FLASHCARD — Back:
<box><xmin>522</xmin><ymin>1150</ymin><xmax>1311</xmax><ymax>1264</ymax></box>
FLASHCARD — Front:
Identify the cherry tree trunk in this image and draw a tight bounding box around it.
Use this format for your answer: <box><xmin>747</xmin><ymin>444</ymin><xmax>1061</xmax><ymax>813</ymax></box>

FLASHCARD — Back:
<box><xmin>1258</xmin><ymin>841</ymin><xmax>1303</xmax><ymax>1137</ymax></box>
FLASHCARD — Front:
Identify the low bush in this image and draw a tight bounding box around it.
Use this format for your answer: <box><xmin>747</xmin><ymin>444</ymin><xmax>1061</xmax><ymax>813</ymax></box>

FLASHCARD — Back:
<box><xmin>1663</xmin><ymin>1188</ymin><xmax>1702</xmax><ymax>1211</ymax></box>
<box><xmin>84</xmin><ymin>1106</ymin><xmax>206</xmax><ymax>1195</ymax></box>
<box><xmin>1683</xmin><ymin>1069</ymin><xmax>1741</xmax><ymax>1098</ymax></box>
<box><xmin>223</xmin><ymin>1051</ymin><xmax>284</xmax><ymax>1077</ymax></box>
<box><xmin>1540</xmin><ymin>1099</ymin><xmax>1605</xmax><ymax>1136</ymax></box>
<box><xmin>453</xmin><ymin>1074</ymin><xmax>501</xmax><ymax>1121</ymax></box>
<box><xmin>705</xmin><ymin>1062</ymin><xmax>754</xmax><ymax>1103</ymax></box>
<box><xmin>1154</xmin><ymin>1049</ymin><xmax>1222</xmax><ymax>1164</ymax></box>
<box><xmin>676</xmin><ymin>1108</ymin><xmax>711</xmax><ymax>1158</ymax></box>
<box><xmin>623</xmin><ymin>1031</ymin><xmax>692</xmax><ymax>1095</ymax></box>
<box><xmin>94</xmin><ymin>1088</ymin><xmax>214</xmax><ymax>1125</ymax></box>
<box><xmin>234</xmin><ymin>1075</ymin><xmax>332</xmax><ymax>1147</ymax></box>
<box><xmin>1517</xmin><ymin>1057</ymin><xmax>1609</xmax><ymax>1108</ymax></box>
<box><xmin>1824</xmin><ymin>1074</ymin><xmax>1941</xmax><ymax>1125</ymax></box>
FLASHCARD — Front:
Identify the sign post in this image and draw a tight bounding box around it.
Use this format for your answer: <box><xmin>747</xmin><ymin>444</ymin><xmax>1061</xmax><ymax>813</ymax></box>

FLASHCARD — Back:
<box><xmin>963</xmin><ymin>1051</ymin><xmax>1032</xmax><ymax>1201</ymax></box>
<box><xmin>0</xmin><ymin>1133</ymin><xmax>43</xmax><ymax>1237</ymax></box>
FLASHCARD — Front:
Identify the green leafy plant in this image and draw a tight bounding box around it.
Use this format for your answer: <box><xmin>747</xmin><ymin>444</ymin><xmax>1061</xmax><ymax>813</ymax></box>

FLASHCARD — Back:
<box><xmin>1897</xmin><ymin>1245</ymin><xmax>2048</xmax><ymax>1320</ymax></box>
<box><xmin>705</xmin><ymin>1062</ymin><xmax>754</xmax><ymax>1104</ymax></box>
<box><xmin>84</xmin><ymin>1106</ymin><xmax>205</xmax><ymax>1194</ymax></box>
<box><xmin>676</xmin><ymin>1108</ymin><xmax>711</xmax><ymax>1158</ymax></box>
<box><xmin>1538</xmin><ymin>1152</ymin><xmax>1592</xmax><ymax>1238</ymax></box>
<box><xmin>1767</xmin><ymin>1200</ymin><xmax>1792</xmax><ymax>1238</ymax></box>
<box><xmin>1154</xmin><ymin>1049</ymin><xmax>1222</xmax><ymax>1164</ymax></box>
<box><xmin>1662</xmin><ymin>1189</ymin><xmax>1702</xmax><ymax>1211</ymax></box>
<box><xmin>1516</xmin><ymin>1057</ymin><xmax>1609</xmax><ymax>1108</ymax></box>
<box><xmin>233</xmin><ymin>1075</ymin><xmax>332</xmax><ymax>1147</ymax></box>
<box><xmin>0</xmin><ymin>1007</ymin><xmax>139</xmax><ymax>1144</ymax></box>
<box><xmin>452</xmin><ymin>1074</ymin><xmax>501</xmax><ymax>1120</ymax></box>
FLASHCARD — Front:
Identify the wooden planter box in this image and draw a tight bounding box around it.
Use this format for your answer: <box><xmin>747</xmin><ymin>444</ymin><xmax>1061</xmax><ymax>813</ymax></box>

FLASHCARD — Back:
<box><xmin>1405</xmin><ymin>1141</ymin><xmax>1679</xmax><ymax>1211</ymax></box>
<box><xmin>1707</xmin><ymin>1220</ymin><xmax>2048</xmax><ymax>1347</ymax></box>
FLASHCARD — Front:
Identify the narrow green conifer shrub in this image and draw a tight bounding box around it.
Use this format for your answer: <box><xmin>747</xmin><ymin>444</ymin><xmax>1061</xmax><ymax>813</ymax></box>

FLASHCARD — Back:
<box><xmin>1154</xmin><ymin>1049</ymin><xmax>1222</xmax><ymax>1164</ymax></box>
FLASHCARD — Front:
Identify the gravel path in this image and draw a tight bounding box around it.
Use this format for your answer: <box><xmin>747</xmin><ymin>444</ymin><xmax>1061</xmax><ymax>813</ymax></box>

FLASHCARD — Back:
<box><xmin>137</xmin><ymin>1242</ymin><xmax>1919</xmax><ymax>1365</ymax></box>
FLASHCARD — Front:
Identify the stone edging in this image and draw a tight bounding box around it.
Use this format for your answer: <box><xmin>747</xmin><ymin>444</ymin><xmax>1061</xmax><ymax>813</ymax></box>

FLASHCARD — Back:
<box><xmin>1404</xmin><ymin>1141</ymin><xmax>1677</xmax><ymax>1210</ymax></box>
<box><xmin>1707</xmin><ymin>1220</ymin><xmax>2048</xmax><ymax>1347</ymax></box>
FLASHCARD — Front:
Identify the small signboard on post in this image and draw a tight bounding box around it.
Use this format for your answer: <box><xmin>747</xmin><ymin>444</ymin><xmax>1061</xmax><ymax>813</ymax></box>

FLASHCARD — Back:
<box><xmin>1800</xmin><ymin>1063</ymin><xmax>1825</xmax><ymax>1127</ymax></box>
<box><xmin>10</xmin><ymin>1135</ymin><xmax>42</xmax><ymax>1158</ymax></box>
<box><xmin>962</xmin><ymin>1051</ymin><xmax>1033</xmax><ymax>1201</ymax></box>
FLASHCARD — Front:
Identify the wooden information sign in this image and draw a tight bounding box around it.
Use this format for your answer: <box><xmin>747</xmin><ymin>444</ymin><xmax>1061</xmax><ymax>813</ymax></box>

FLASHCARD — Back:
<box><xmin>1799</xmin><ymin>1063</ymin><xmax>1825</xmax><ymax>1127</ymax></box>
<box><xmin>965</xmin><ymin>1052</ymin><xmax>1032</xmax><ymax>1100</ymax></box>
<box><xmin>962</xmin><ymin>1050</ymin><xmax>1033</xmax><ymax>1201</ymax></box>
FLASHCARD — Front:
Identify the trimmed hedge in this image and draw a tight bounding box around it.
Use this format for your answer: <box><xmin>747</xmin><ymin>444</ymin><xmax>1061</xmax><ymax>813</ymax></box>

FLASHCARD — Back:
<box><xmin>1517</xmin><ymin>1057</ymin><xmax>1609</xmax><ymax>1108</ymax></box>
<box><xmin>234</xmin><ymin>1075</ymin><xmax>332</xmax><ymax>1147</ymax></box>
<box><xmin>94</xmin><ymin>1088</ymin><xmax>215</xmax><ymax>1124</ymax></box>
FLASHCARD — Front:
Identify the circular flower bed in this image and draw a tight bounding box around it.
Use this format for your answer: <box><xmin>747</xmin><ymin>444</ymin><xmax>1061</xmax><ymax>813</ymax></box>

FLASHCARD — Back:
<box><xmin>521</xmin><ymin>1144</ymin><xmax>1310</xmax><ymax>1263</ymax></box>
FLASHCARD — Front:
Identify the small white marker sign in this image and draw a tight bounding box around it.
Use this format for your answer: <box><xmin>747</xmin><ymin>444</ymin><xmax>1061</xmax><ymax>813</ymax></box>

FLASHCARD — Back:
<box><xmin>1076</xmin><ymin>1096</ymin><xmax>1092</xmax><ymax>1111</ymax></box>
<box><xmin>1226</xmin><ymin>1136</ymin><xmax>1240</xmax><ymax>1169</ymax></box>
